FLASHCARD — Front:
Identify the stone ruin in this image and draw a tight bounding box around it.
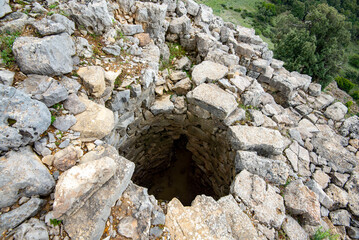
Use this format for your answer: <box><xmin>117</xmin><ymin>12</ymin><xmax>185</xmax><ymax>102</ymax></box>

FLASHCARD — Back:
<box><xmin>0</xmin><ymin>0</ymin><xmax>359</xmax><ymax>239</ymax></box>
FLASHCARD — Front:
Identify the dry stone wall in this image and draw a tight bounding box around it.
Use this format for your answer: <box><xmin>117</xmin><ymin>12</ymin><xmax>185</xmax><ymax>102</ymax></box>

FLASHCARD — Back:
<box><xmin>0</xmin><ymin>0</ymin><xmax>359</xmax><ymax>239</ymax></box>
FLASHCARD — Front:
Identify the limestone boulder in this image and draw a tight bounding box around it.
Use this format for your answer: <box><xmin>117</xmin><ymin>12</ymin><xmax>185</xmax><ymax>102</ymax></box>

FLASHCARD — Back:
<box><xmin>53</xmin><ymin>145</ymin><xmax>83</xmax><ymax>171</ymax></box>
<box><xmin>344</xmin><ymin>171</ymin><xmax>359</xmax><ymax>217</ymax></box>
<box><xmin>282</xmin><ymin>215</ymin><xmax>309</xmax><ymax>240</ymax></box>
<box><xmin>71</xmin><ymin>97</ymin><xmax>115</xmax><ymax>141</ymax></box>
<box><xmin>18</xmin><ymin>75</ymin><xmax>68</xmax><ymax>107</ymax></box>
<box><xmin>235</xmin><ymin>150</ymin><xmax>289</xmax><ymax>185</ymax></box>
<box><xmin>339</xmin><ymin>115</ymin><xmax>359</xmax><ymax>139</ymax></box>
<box><xmin>63</xmin><ymin>145</ymin><xmax>135</xmax><ymax>240</ymax></box>
<box><xmin>228</xmin><ymin>125</ymin><xmax>290</xmax><ymax>155</ymax></box>
<box><xmin>0</xmin><ymin>85</ymin><xmax>51</xmax><ymax>151</ymax></box>
<box><xmin>77</xmin><ymin>66</ymin><xmax>106</xmax><ymax>98</ymax></box>
<box><xmin>0</xmin><ymin>147</ymin><xmax>55</xmax><ymax>208</ymax></box>
<box><xmin>14</xmin><ymin>218</ymin><xmax>49</xmax><ymax>240</ymax></box>
<box><xmin>0</xmin><ymin>0</ymin><xmax>12</xmax><ymax>18</ymax></box>
<box><xmin>312</xmin><ymin>132</ymin><xmax>357</xmax><ymax>173</ymax></box>
<box><xmin>191</xmin><ymin>61</ymin><xmax>228</xmax><ymax>85</ymax></box>
<box><xmin>53</xmin><ymin>157</ymin><xmax>117</xmax><ymax>218</ymax></box>
<box><xmin>325</xmin><ymin>184</ymin><xmax>349</xmax><ymax>209</ymax></box>
<box><xmin>166</xmin><ymin>195</ymin><xmax>236</xmax><ymax>239</ymax></box>
<box><xmin>169</xmin><ymin>15</ymin><xmax>191</xmax><ymax>34</ymax></box>
<box><xmin>150</xmin><ymin>95</ymin><xmax>174</xmax><ymax>115</ymax></box>
<box><xmin>0</xmin><ymin>198</ymin><xmax>45</xmax><ymax>234</ymax></box>
<box><xmin>51</xmin><ymin>14</ymin><xmax>76</xmax><ymax>35</ymax></box>
<box><xmin>173</xmin><ymin>78</ymin><xmax>192</xmax><ymax>95</ymax></box>
<box><xmin>67</xmin><ymin>0</ymin><xmax>112</xmax><ymax>34</ymax></box>
<box><xmin>13</xmin><ymin>33</ymin><xmax>75</xmax><ymax>76</ymax></box>
<box><xmin>187</xmin><ymin>83</ymin><xmax>237</xmax><ymax>120</ymax></box>
<box><xmin>324</xmin><ymin>102</ymin><xmax>347</xmax><ymax>121</ymax></box>
<box><xmin>31</xmin><ymin>18</ymin><xmax>66</xmax><ymax>36</ymax></box>
<box><xmin>284</xmin><ymin>180</ymin><xmax>321</xmax><ymax>225</ymax></box>
<box><xmin>0</xmin><ymin>70</ymin><xmax>15</xmax><ymax>86</ymax></box>
<box><xmin>218</xmin><ymin>195</ymin><xmax>260</xmax><ymax>240</ymax></box>
<box><xmin>230</xmin><ymin>170</ymin><xmax>286</xmax><ymax>228</ymax></box>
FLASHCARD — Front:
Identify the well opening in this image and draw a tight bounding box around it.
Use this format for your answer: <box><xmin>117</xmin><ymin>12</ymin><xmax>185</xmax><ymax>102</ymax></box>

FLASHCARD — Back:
<box><xmin>117</xmin><ymin>110</ymin><xmax>235</xmax><ymax>206</ymax></box>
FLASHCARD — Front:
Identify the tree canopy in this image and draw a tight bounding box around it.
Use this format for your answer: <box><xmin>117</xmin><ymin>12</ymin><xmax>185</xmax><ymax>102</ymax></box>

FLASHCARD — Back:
<box><xmin>274</xmin><ymin>4</ymin><xmax>351</xmax><ymax>86</ymax></box>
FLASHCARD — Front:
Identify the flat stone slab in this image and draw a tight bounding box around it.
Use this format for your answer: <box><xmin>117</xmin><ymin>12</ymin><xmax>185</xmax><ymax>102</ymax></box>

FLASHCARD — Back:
<box><xmin>228</xmin><ymin>125</ymin><xmax>290</xmax><ymax>155</ymax></box>
<box><xmin>191</xmin><ymin>61</ymin><xmax>228</xmax><ymax>85</ymax></box>
<box><xmin>150</xmin><ymin>95</ymin><xmax>174</xmax><ymax>115</ymax></box>
<box><xmin>187</xmin><ymin>83</ymin><xmax>237</xmax><ymax>120</ymax></box>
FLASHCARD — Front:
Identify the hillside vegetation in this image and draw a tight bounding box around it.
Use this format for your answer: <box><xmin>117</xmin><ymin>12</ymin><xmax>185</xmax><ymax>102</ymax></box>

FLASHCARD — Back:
<box><xmin>197</xmin><ymin>0</ymin><xmax>359</xmax><ymax>111</ymax></box>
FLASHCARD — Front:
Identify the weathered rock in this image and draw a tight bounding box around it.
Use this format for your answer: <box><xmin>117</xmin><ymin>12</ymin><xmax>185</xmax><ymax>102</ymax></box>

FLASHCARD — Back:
<box><xmin>344</xmin><ymin>171</ymin><xmax>359</xmax><ymax>217</ymax></box>
<box><xmin>52</xmin><ymin>115</ymin><xmax>76</xmax><ymax>132</ymax></box>
<box><xmin>218</xmin><ymin>195</ymin><xmax>260</xmax><ymax>240</ymax></box>
<box><xmin>166</xmin><ymin>195</ymin><xmax>235</xmax><ymax>239</ymax></box>
<box><xmin>191</xmin><ymin>61</ymin><xmax>228</xmax><ymax>86</ymax></box>
<box><xmin>63</xmin><ymin>93</ymin><xmax>87</xmax><ymax>115</ymax></box>
<box><xmin>187</xmin><ymin>83</ymin><xmax>237</xmax><ymax>119</ymax></box>
<box><xmin>313</xmin><ymin>170</ymin><xmax>330</xmax><ymax>189</ymax></box>
<box><xmin>340</xmin><ymin>115</ymin><xmax>359</xmax><ymax>139</ymax></box>
<box><xmin>347</xmin><ymin>226</ymin><xmax>359</xmax><ymax>239</ymax></box>
<box><xmin>0</xmin><ymin>147</ymin><xmax>55</xmax><ymax>208</ymax></box>
<box><xmin>67</xmin><ymin>0</ymin><xmax>112</xmax><ymax>34</ymax></box>
<box><xmin>282</xmin><ymin>215</ymin><xmax>309</xmax><ymax>240</ymax></box>
<box><xmin>325</xmin><ymin>184</ymin><xmax>348</xmax><ymax>209</ymax></box>
<box><xmin>324</xmin><ymin>102</ymin><xmax>347</xmax><ymax>121</ymax></box>
<box><xmin>0</xmin><ymin>0</ymin><xmax>12</xmax><ymax>18</ymax></box>
<box><xmin>182</xmin><ymin>0</ymin><xmax>199</xmax><ymax>16</ymax></box>
<box><xmin>0</xmin><ymin>85</ymin><xmax>51</xmax><ymax>151</ymax></box>
<box><xmin>53</xmin><ymin>145</ymin><xmax>83</xmax><ymax>172</ymax></box>
<box><xmin>135</xmin><ymin>2</ymin><xmax>168</xmax><ymax>44</ymax></box>
<box><xmin>75</xmin><ymin>37</ymin><xmax>93</xmax><ymax>58</ymax></box>
<box><xmin>13</xmin><ymin>33</ymin><xmax>75</xmax><ymax>76</ymax></box>
<box><xmin>173</xmin><ymin>77</ymin><xmax>192</xmax><ymax>95</ymax></box>
<box><xmin>230</xmin><ymin>170</ymin><xmax>285</xmax><ymax>228</ymax></box>
<box><xmin>150</xmin><ymin>95</ymin><xmax>174</xmax><ymax>115</ymax></box>
<box><xmin>0</xmin><ymin>198</ymin><xmax>45</xmax><ymax>233</ymax></box>
<box><xmin>63</xmin><ymin>145</ymin><xmax>134</xmax><ymax>240</ymax></box>
<box><xmin>228</xmin><ymin>125</ymin><xmax>289</xmax><ymax>155</ymax></box>
<box><xmin>241</xmin><ymin>81</ymin><xmax>265</xmax><ymax>107</ymax></box>
<box><xmin>310</xmin><ymin>93</ymin><xmax>335</xmax><ymax>110</ymax></box>
<box><xmin>14</xmin><ymin>218</ymin><xmax>49</xmax><ymax>240</ymax></box>
<box><xmin>0</xmin><ymin>70</ymin><xmax>15</xmax><ymax>86</ymax></box>
<box><xmin>18</xmin><ymin>75</ymin><xmax>68</xmax><ymax>107</ymax></box>
<box><xmin>71</xmin><ymin>97</ymin><xmax>115</xmax><ymax>141</ymax></box>
<box><xmin>51</xmin><ymin>14</ymin><xmax>75</xmax><ymax>35</ymax></box>
<box><xmin>134</xmin><ymin>33</ymin><xmax>151</xmax><ymax>47</ymax></box>
<box><xmin>284</xmin><ymin>180</ymin><xmax>321</xmax><ymax>225</ymax></box>
<box><xmin>111</xmin><ymin>90</ymin><xmax>131</xmax><ymax>113</ymax></box>
<box><xmin>235</xmin><ymin>150</ymin><xmax>290</xmax><ymax>185</ymax></box>
<box><xmin>53</xmin><ymin>157</ymin><xmax>116</xmax><ymax>218</ymax></box>
<box><xmin>229</xmin><ymin>75</ymin><xmax>251</xmax><ymax>93</ymax></box>
<box><xmin>32</xmin><ymin>18</ymin><xmax>66</xmax><ymax>36</ymax></box>
<box><xmin>121</xmin><ymin>24</ymin><xmax>144</xmax><ymax>35</ymax></box>
<box><xmin>308</xmin><ymin>83</ymin><xmax>321</xmax><ymax>97</ymax></box>
<box><xmin>116</xmin><ymin>182</ymin><xmax>162</xmax><ymax>239</ymax></box>
<box><xmin>236</xmin><ymin>42</ymin><xmax>256</xmax><ymax>58</ymax></box>
<box><xmin>306</xmin><ymin>180</ymin><xmax>334</xmax><ymax>209</ymax></box>
<box><xmin>312</xmin><ymin>132</ymin><xmax>357</xmax><ymax>173</ymax></box>
<box><xmin>329</xmin><ymin>209</ymin><xmax>351</xmax><ymax>226</ymax></box>
<box><xmin>195</xmin><ymin>4</ymin><xmax>213</xmax><ymax>23</ymax></box>
<box><xmin>77</xmin><ymin>66</ymin><xmax>106</xmax><ymax>98</ymax></box>
<box><xmin>169</xmin><ymin>15</ymin><xmax>191</xmax><ymax>34</ymax></box>
<box><xmin>205</xmin><ymin>49</ymin><xmax>239</xmax><ymax>67</ymax></box>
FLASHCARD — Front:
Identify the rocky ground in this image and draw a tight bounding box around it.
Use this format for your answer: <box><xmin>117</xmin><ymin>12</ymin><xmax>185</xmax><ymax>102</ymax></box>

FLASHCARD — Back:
<box><xmin>0</xmin><ymin>0</ymin><xmax>359</xmax><ymax>239</ymax></box>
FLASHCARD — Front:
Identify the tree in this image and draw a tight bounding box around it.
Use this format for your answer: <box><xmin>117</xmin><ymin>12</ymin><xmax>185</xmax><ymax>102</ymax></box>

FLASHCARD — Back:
<box><xmin>274</xmin><ymin>3</ymin><xmax>351</xmax><ymax>86</ymax></box>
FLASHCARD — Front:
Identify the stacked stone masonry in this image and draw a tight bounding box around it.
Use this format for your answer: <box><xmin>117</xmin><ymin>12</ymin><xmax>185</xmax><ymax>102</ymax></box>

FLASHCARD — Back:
<box><xmin>0</xmin><ymin>0</ymin><xmax>359</xmax><ymax>239</ymax></box>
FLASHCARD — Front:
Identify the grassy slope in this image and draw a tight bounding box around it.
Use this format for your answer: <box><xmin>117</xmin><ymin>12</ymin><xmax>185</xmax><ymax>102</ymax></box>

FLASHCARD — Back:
<box><xmin>196</xmin><ymin>0</ymin><xmax>274</xmax><ymax>49</ymax></box>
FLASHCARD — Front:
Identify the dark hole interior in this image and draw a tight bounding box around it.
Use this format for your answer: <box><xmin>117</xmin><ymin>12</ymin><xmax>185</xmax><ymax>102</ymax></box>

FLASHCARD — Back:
<box><xmin>134</xmin><ymin>135</ymin><xmax>216</xmax><ymax>206</ymax></box>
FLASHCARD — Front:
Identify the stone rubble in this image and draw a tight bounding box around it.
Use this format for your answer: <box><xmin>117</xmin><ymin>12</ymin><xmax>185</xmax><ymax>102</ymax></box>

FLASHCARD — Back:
<box><xmin>0</xmin><ymin>0</ymin><xmax>358</xmax><ymax>239</ymax></box>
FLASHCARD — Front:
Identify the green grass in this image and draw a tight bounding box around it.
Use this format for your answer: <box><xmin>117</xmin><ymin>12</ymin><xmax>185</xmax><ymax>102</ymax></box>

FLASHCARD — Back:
<box><xmin>196</xmin><ymin>0</ymin><xmax>274</xmax><ymax>49</ymax></box>
<box><xmin>0</xmin><ymin>31</ymin><xmax>21</xmax><ymax>67</ymax></box>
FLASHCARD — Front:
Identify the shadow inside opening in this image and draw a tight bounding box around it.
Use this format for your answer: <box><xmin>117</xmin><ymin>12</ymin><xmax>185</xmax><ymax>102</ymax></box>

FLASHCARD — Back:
<box><xmin>134</xmin><ymin>135</ymin><xmax>216</xmax><ymax>206</ymax></box>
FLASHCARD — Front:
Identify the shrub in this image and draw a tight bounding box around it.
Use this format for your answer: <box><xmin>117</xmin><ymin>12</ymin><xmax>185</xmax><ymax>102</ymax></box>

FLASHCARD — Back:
<box><xmin>335</xmin><ymin>76</ymin><xmax>355</xmax><ymax>93</ymax></box>
<box><xmin>346</xmin><ymin>100</ymin><xmax>353</xmax><ymax>108</ymax></box>
<box><xmin>351</xmin><ymin>90</ymin><xmax>359</xmax><ymax>100</ymax></box>
<box><xmin>349</xmin><ymin>54</ymin><xmax>359</xmax><ymax>68</ymax></box>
